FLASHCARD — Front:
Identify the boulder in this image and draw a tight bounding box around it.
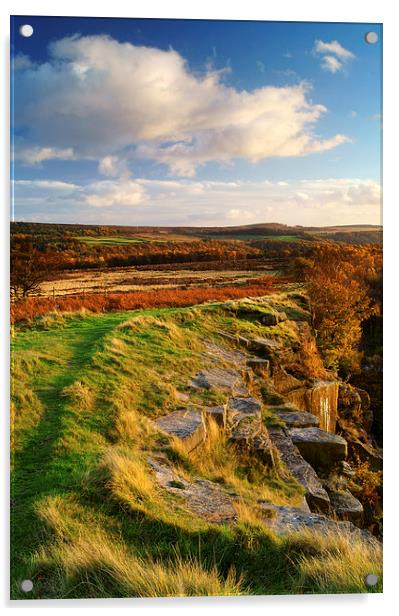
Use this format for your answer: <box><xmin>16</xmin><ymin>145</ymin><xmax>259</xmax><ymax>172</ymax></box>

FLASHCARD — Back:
<box><xmin>257</xmin><ymin>502</ymin><xmax>377</xmax><ymax>547</ymax></box>
<box><xmin>155</xmin><ymin>408</ymin><xmax>206</xmax><ymax>453</ymax></box>
<box><xmin>275</xmin><ymin>410</ymin><xmax>320</xmax><ymax>428</ymax></box>
<box><xmin>327</xmin><ymin>488</ymin><xmax>364</xmax><ymax>526</ymax></box>
<box><xmin>191</xmin><ymin>367</ymin><xmax>247</xmax><ymax>395</ymax></box>
<box><xmin>290</xmin><ymin>427</ymin><xmax>347</xmax><ymax>473</ymax></box>
<box><xmin>227</xmin><ymin>396</ymin><xmax>262</xmax><ymax>421</ymax></box>
<box><xmin>269</xmin><ymin>427</ymin><xmax>330</xmax><ymax>513</ymax></box>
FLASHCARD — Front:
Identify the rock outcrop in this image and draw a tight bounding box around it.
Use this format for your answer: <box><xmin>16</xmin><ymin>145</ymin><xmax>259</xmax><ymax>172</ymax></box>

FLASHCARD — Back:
<box><xmin>327</xmin><ymin>488</ymin><xmax>364</xmax><ymax>525</ymax></box>
<box><xmin>274</xmin><ymin>408</ymin><xmax>320</xmax><ymax>428</ymax></box>
<box><xmin>269</xmin><ymin>427</ymin><xmax>330</xmax><ymax>513</ymax></box>
<box><xmin>155</xmin><ymin>408</ymin><xmax>206</xmax><ymax>453</ymax></box>
<box><xmin>191</xmin><ymin>367</ymin><xmax>247</xmax><ymax>396</ymax></box>
<box><xmin>289</xmin><ymin>427</ymin><xmax>347</xmax><ymax>473</ymax></box>
<box><xmin>258</xmin><ymin>501</ymin><xmax>377</xmax><ymax>546</ymax></box>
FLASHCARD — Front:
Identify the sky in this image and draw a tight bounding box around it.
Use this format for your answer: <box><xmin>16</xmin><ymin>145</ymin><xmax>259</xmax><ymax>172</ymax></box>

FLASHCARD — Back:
<box><xmin>11</xmin><ymin>16</ymin><xmax>382</xmax><ymax>227</ymax></box>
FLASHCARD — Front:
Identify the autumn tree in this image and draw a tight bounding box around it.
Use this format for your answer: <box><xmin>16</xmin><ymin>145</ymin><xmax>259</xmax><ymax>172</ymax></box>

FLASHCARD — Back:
<box><xmin>10</xmin><ymin>238</ymin><xmax>57</xmax><ymax>300</ymax></box>
<box><xmin>294</xmin><ymin>243</ymin><xmax>380</xmax><ymax>376</ymax></box>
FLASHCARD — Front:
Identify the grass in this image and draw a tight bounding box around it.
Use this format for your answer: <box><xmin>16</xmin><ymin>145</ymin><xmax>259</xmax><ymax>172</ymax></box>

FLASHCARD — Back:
<box><xmin>11</xmin><ymin>297</ymin><xmax>382</xmax><ymax>599</ymax></box>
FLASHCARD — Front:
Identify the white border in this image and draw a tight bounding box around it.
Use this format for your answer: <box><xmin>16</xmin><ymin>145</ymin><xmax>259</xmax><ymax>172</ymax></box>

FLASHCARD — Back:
<box><xmin>1</xmin><ymin>1</ymin><xmax>397</xmax><ymax>614</ymax></box>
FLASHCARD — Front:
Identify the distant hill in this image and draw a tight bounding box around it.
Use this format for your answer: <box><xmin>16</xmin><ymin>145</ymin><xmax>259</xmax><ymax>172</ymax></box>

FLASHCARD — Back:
<box><xmin>11</xmin><ymin>221</ymin><xmax>382</xmax><ymax>245</ymax></box>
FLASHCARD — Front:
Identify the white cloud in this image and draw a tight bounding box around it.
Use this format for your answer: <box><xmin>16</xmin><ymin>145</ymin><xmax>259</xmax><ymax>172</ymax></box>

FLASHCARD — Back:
<box><xmin>98</xmin><ymin>155</ymin><xmax>130</xmax><ymax>178</ymax></box>
<box><xmin>13</xmin><ymin>177</ymin><xmax>381</xmax><ymax>226</ymax></box>
<box><xmin>81</xmin><ymin>179</ymin><xmax>146</xmax><ymax>208</ymax></box>
<box><xmin>14</xmin><ymin>34</ymin><xmax>349</xmax><ymax>176</ymax></box>
<box><xmin>321</xmin><ymin>56</ymin><xmax>343</xmax><ymax>74</ymax></box>
<box><xmin>314</xmin><ymin>40</ymin><xmax>354</xmax><ymax>60</ymax></box>
<box><xmin>14</xmin><ymin>179</ymin><xmax>78</xmax><ymax>190</ymax></box>
<box><xmin>313</xmin><ymin>39</ymin><xmax>354</xmax><ymax>73</ymax></box>
<box><xmin>16</xmin><ymin>147</ymin><xmax>75</xmax><ymax>165</ymax></box>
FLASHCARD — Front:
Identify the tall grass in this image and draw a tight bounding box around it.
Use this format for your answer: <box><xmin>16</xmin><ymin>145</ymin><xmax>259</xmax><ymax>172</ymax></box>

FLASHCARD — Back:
<box><xmin>32</xmin><ymin>496</ymin><xmax>243</xmax><ymax>599</ymax></box>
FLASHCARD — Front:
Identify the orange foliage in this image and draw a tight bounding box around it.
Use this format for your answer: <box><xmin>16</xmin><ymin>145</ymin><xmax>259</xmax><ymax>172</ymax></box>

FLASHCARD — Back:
<box><xmin>11</xmin><ymin>278</ymin><xmax>275</xmax><ymax>324</ymax></box>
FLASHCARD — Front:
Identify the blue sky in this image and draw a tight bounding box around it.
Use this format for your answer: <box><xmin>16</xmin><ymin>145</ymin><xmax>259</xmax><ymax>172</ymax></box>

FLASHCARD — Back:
<box><xmin>11</xmin><ymin>16</ymin><xmax>382</xmax><ymax>226</ymax></box>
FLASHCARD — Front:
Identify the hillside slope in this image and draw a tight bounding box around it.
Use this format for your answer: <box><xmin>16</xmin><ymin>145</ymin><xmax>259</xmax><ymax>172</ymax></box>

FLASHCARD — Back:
<box><xmin>11</xmin><ymin>291</ymin><xmax>382</xmax><ymax>599</ymax></box>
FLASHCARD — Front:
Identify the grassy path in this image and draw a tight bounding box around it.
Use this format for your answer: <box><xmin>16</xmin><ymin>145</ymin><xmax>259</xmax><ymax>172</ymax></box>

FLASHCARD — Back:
<box><xmin>11</xmin><ymin>312</ymin><xmax>132</xmax><ymax>591</ymax></box>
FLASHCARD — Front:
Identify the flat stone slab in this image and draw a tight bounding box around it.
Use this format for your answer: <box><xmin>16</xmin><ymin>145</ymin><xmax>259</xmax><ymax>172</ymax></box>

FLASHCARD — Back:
<box><xmin>258</xmin><ymin>502</ymin><xmax>378</xmax><ymax>546</ymax></box>
<box><xmin>191</xmin><ymin>368</ymin><xmax>247</xmax><ymax>395</ymax></box>
<box><xmin>227</xmin><ymin>396</ymin><xmax>262</xmax><ymax>420</ymax></box>
<box><xmin>275</xmin><ymin>410</ymin><xmax>320</xmax><ymax>428</ymax></box>
<box><xmin>269</xmin><ymin>427</ymin><xmax>330</xmax><ymax>513</ymax></box>
<box><xmin>149</xmin><ymin>457</ymin><xmax>237</xmax><ymax>523</ymax></box>
<box><xmin>327</xmin><ymin>489</ymin><xmax>364</xmax><ymax>525</ymax></box>
<box><xmin>289</xmin><ymin>427</ymin><xmax>347</xmax><ymax>473</ymax></box>
<box><xmin>203</xmin><ymin>341</ymin><xmax>248</xmax><ymax>367</ymax></box>
<box><xmin>155</xmin><ymin>409</ymin><xmax>206</xmax><ymax>453</ymax></box>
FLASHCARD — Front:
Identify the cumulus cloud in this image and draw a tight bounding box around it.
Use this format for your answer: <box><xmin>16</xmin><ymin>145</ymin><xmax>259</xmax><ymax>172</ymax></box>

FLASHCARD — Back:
<box><xmin>13</xmin><ymin>177</ymin><xmax>381</xmax><ymax>226</ymax></box>
<box><xmin>81</xmin><ymin>179</ymin><xmax>146</xmax><ymax>207</ymax></box>
<box><xmin>314</xmin><ymin>39</ymin><xmax>354</xmax><ymax>73</ymax></box>
<box><xmin>13</xmin><ymin>34</ymin><xmax>349</xmax><ymax>176</ymax></box>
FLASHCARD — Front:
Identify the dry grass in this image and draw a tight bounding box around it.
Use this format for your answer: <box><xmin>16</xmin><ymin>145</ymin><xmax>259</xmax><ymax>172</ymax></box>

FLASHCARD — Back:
<box><xmin>11</xmin><ymin>279</ymin><xmax>275</xmax><ymax>323</ymax></box>
<box><xmin>33</xmin><ymin>496</ymin><xmax>243</xmax><ymax>598</ymax></box>
<box><xmin>62</xmin><ymin>381</ymin><xmax>94</xmax><ymax>411</ymax></box>
<box><xmin>286</xmin><ymin>527</ymin><xmax>383</xmax><ymax>593</ymax></box>
<box><xmin>95</xmin><ymin>448</ymin><xmax>159</xmax><ymax>513</ymax></box>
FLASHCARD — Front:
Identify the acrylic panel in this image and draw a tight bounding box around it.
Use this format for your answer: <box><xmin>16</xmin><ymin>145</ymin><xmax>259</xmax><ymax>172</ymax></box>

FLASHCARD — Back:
<box><xmin>10</xmin><ymin>15</ymin><xmax>383</xmax><ymax>599</ymax></box>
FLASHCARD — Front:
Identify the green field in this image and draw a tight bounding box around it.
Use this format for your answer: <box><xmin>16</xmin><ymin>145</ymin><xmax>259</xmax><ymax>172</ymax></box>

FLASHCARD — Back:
<box><xmin>11</xmin><ymin>300</ymin><xmax>382</xmax><ymax>599</ymax></box>
<box><xmin>74</xmin><ymin>233</ymin><xmax>201</xmax><ymax>246</ymax></box>
<box><xmin>74</xmin><ymin>235</ymin><xmax>151</xmax><ymax>245</ymax></box>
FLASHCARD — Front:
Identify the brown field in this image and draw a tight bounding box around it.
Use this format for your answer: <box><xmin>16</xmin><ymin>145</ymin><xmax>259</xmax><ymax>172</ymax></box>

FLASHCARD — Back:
<box><xmin>37</xmin><ymin>266</ymin><xmax>276</xmax><ymax>297</ymax></box>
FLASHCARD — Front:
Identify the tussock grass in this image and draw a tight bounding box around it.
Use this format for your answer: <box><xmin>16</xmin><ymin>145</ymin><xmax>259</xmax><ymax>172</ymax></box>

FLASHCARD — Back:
<box><xmin>92</xmin><ymin>448</ymin><xmax>159</xmax><ymax>513</ymax></box>
<box><xmin>62</xmin><ymin>380</ymin><xmax>94</xmax><ymax>411</ymax></box>
<box><xmin>32</xmin><ymin>496</ymin><xmax>243</xmax><ymax>598</ymax></box>
<box><xmin>285</xmin><ymin>527</ymin><xmax>383</xmax><ymax>594</ymax></box>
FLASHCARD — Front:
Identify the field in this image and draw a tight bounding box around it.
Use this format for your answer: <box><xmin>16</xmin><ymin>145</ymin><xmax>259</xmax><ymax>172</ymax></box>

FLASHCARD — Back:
<box><xmin>37</xmin><ymin>266</ymin><xmax>276</xmax><ymax>297</ymax></box>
